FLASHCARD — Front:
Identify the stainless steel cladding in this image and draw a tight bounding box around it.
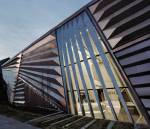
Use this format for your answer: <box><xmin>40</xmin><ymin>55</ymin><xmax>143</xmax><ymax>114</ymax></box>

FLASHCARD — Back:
<box><xmin>2</xmin><ymin>0</ymin><xmax>150</xmax><ymax>125</ymax></box>
<box><xmin>89</xmin><ymin>0</ymin><xmax>150</xmax><ymax>123</ymax></box>
<box><xmin>2</xmin><ymin>54</ymin><xmax>22</xmax><ymax>104</ymax></box>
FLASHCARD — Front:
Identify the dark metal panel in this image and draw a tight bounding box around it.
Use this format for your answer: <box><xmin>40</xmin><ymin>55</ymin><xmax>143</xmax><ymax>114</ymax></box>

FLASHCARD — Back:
<box><xmin>124</xmin><ymin>63</ymin><xmax>150</xmax><ymax>76</ymax></box>
<box><xmin>89</xmin><ymin>0</ymin><xmax>150</xmax><ymax>124</ymax></box>
<box><xmin>130</xmin><ymin>75</ymin><xmax>150</xmax><ymax>86</ymax></box>
<box><xmin>135</xmin><ymin>87</ymin><xmax>150</xmax><ymax>97</ymax></box>
<box><xmin>141</xmin><ymin>99</ymin><xmax>150</xmax><ymax>108</ymax></box>
<box><xmin>119</xmin><ymin>51</ymin><xmax>150</xmax><ymax>66</ymax></box>
<box><xmin>115</xmin><ymin>39</ymin><xmax>150</xmax><ymax>58</ymax></box>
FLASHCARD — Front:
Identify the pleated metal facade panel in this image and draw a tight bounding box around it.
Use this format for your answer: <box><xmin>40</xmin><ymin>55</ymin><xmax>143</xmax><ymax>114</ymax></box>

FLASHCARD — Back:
<box><xmin>18</xmin><ymin>34</ymin><xmax>66</xmax><ymax>110</ymax></box>
<box><xmin>89</xmin><ymin>0</ymin><xmax>150</xmax><ymax>118</ymax></box>
<box><xmin>13</xmin><ymin>78</ymin><xmax>25</xmax><ymax>105</ymax></box>
<box><xmin>1</xmin><ymin>0</ymin><xmax>149</xmax><ymax>123</ymax></box>
<box><xmin>115</xmin><ymin>39</ymin><xmax>150</xmax><ymax>116</ymax></box>
<box><xmin>90</xmin><ymin>0</ymin><xmax>150</xmax><ymax>49</ymax></box>
<box><xmin>2</xmin><ymin>54</ymin><xmax>22</xmax><ymax>104</ymax></box>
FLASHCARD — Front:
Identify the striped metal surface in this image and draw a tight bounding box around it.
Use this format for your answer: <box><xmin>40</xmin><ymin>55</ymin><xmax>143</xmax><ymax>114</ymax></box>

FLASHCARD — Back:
<box><xmin>115</xmin><ymin>39</ymin><xmax>150</xmax><ymax>116</ymax></box>
<box><xmin>89</xmin><ymin>0</ymin><xmax>150</xmax><ymax>49</ymax></box>
<box><xmin>1</xmin><ymin>0</ymin><xmax>150</xmax><ymax>124</ymax></box>
<box><xmin>13</xmin><ymin>78</ymin><xmax>25</xmax><ymax>105</ymax></box>
<box><xmin>17</xmin><ymin>34</ymin><xmax>66</xmax><ymax>110</ymax></box>
<box><xmin>2</xmin><ymin>54</ymin><xmax>22</xmax><ymax>103</ymax></box>
<box><xmin>89</xmin><ymin>0</ymin><xmax>150</xmax><ymax>119</ymax></box>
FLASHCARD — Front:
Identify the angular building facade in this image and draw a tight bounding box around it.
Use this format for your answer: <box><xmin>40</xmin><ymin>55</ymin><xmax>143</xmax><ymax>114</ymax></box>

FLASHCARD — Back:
<box><xmin>2</xmin><ymin>0</ymin><xmax>150</xmax><ymax>125</ymax></box>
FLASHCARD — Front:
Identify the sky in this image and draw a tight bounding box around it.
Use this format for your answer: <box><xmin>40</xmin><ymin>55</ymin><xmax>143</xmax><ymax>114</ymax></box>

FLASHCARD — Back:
<box><xmin>0</xmin><ymin>0</ymin><xmax>91</xmax><ymax>60</ymax></box>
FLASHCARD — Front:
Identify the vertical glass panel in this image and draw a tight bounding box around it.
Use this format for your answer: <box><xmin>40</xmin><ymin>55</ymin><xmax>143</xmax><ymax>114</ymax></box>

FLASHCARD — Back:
<box><xmin>87</xmin><ymin>59</ymin><xmax>115</xmax><ymax>119</ymax></box>
<box><xmin>107</xmin><ymin>89</ymin><xmax>130</xmax><ymax>122</ymax></box>
<box><xmin>80</xmin><ymin>62</ymin><xmax>92</xmax><ymax>90</ymax></box>
<box><xmin>70</xmin><ymin>41</ymin><xmax>77</xmax><ymax>63</ymax></box>
<box><xmin>121</xmin><ymin>88</ymin><xmax>146</xmax><ymax>124</ymax></box>
<box><xmin>87</xmin><ymin>29</ymin><xmax>99</xmax><ymax>56</ymax></box>
<box><xmin>80</xmin><ymin>32</ymin><xmax>91</xmax><ymax>59</ymax></box>
<box><xmin>74</xmin><ymin>91</ymin><xmax>82</xmax><ymax>116</ymax></box>
<box><xmin>64</xmin><ymin>67</ymin><xmax>70</xmax><ymax>91</ymax></box>
<box><xmin>65</xmin><ymin>43</ymin><xmax>71</xmax><ymax>65</ymax></box>
<box><xmin>62</xmin><ymin>52</ymin><xmax>66</xmax><ymax>66</ymax></box>
<box><xmin>106</xmin><ymin>54</ymin><xmax>126</xmax><ymax>88</ymax></box>
<box><xmin>95</xmin><ymin>56</ymin><xmax>113</xmax><ymax>89</ymax></box>
<box><xmin>88</xmin><ymin>59</ymin><xmax>101</xmax><ymax>89</ymax></box>
<box><xmin>88</xmin><ymin>29</ymin><xmax>108</xmax><ymax>53</ymax></box>
<box><xmin>88</xmin><ymin>90</ymin><xmax>102</xmax><ymax>119</ymax></box>
<box><xmin>74</xmin><ymin>64</ymin><xmax>84</xmax><ymax>90</ymax></box>
<box><xmin>69</xmin><ymin>66</ymin><xmax>76</xmax><ymax>90</ymax></box>
<box><xmin>74</xmin><ymin>38</ymin><xmax>84</xmax><ymax>61</ymax></box>
<box><xmin>68</xmin><ymin>92</ymin><xmax>75</xmax><ymax>114</ymax></box>
<box><xmin>80</xmin><ymin>90</ymin><xmax>91</xmax><ymax>117</ymax></box>
<box><xmin>100</xmin><ymin>94</ymin><xmax>114</xmax><ymax>120</ymax></box>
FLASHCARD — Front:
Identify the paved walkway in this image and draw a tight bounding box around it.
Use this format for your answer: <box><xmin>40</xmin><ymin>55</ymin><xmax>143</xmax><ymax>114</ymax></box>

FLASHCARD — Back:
<box><xmin>0</xmin><ymin>115</ymin><xmax>41</xmax><ymax>129</ymax></box>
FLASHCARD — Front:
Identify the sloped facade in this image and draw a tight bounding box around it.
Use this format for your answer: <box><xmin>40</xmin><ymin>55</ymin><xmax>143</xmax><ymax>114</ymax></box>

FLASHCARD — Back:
<box><xmin>2</xmin><ymin>0</ymin><xmax>150</xmax><ymax>125</ymax></box>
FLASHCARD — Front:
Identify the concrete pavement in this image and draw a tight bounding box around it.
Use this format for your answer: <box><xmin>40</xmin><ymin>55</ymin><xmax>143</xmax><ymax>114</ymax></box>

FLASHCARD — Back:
<box><xmin>0</xmin><ymin>115</ymin><xmax>41</xmax><ymax>129</ymax></box>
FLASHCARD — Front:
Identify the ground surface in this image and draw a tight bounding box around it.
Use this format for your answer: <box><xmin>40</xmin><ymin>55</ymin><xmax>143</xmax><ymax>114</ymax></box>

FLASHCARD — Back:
<box><xmin>0</xmin><ymin>115</ymin><xmax>41</xmax><ymax>129</ymax></box>
<box><xmin>0</xmin><ymin>104</ymin><xmax>42</xmax><ymax>122</ymax></box>
<box><xmin>0</xmin><ymin>104</ymin><xmax>150</xmax><ymax>129</ymax></box>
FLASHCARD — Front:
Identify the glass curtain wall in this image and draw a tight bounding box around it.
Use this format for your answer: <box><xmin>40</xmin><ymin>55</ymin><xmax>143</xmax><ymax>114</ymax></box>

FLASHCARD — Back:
<box><xmin>56</xmin><ymin>12</ymin><xmax>143</xmax><ymax>123</ymax></box>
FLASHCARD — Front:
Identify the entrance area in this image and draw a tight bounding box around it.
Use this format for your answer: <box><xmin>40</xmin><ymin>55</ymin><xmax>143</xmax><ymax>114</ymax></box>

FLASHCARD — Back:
<box><xmin>56</xmin><ymin>12</ymin><xmax>146</xmax><ymax>124</ymax></box>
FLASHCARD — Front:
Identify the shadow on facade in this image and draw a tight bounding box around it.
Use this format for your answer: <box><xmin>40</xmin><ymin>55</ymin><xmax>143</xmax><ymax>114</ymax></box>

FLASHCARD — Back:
<box><xmin>0</xmin><ymin>58</ymin><xmax>9</xmax><ymax>103</ymax></box>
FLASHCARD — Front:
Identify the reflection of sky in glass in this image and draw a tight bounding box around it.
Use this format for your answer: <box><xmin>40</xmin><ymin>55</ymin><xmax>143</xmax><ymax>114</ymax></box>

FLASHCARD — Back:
<box><xmin>0</xmin><ymin>0</ymin><xmax>91</xmax><ymax>59</ymax></box>
<box><xmin>3</xmin><ymin>68</ymin><xmax>18</xmax><ymax>88</ymax></box>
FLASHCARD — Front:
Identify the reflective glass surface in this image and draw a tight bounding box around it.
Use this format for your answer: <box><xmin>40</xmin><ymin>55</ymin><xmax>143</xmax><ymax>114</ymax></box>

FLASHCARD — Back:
<box><xmin>56</xmin><ymin>11</ymin><xmax>145</xmax><ymax>124</ymax></box>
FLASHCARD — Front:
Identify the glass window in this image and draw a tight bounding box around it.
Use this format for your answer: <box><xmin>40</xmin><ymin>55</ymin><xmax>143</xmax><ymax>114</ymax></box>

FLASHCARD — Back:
<box><xmin>68</xmin><ymin>92</ymin><xmax>75</xmax><ymax>114</ymax></box>
<box><xmin>57</xmin><ymin>11</ymin><xmax>145</xmax><ymax>124</ymax></box>
<box><xmin>74</xmin><ymin>64</ymin><xmax>84</xmax><ymax>90</ymax></box>
<box><xmin>74</xmin><ymin>91</ymin><xmax>82</xmax><ymax>116</ymax></box>
<box><xmin>88</xmin><ymin>90</ymin><xmax>102</xmax><ymax>118</ymax></box>
<box><xmin>74</xmin><ymin>37</ymin><xmax>84</xmax><ymax>61</ymax></box>
<box><xmin>65</xmin><ymin>43</ymin><xmax>71</xmax><ymax>65</ymax></box>
<box><xmin>79</xmin><ymin>90</ymin><xmax>91</xmax><ymax>117</ymax></box>
<box><xmin>121</xmin><ymin>88</ymin><xmax>146</xmax><ymax>124</ymax></box>
<box><xmin>106</xmin><ymin>54</ymin><xmax>126</xmax><ymax>88</ymax></box>
<box><xmin>64</xmin><ymin>67</ymin><xmax>71</xmax><ymax>91</ymax></box>
<box><xmin>80</xmin><ymin>62</ymin><xmax>93</xmax><ymax>90</ymax></box>
<box><xmin>69</xmin><ymin>66</ymin><xmax>76</xmax><ymax>90</ymax></box>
